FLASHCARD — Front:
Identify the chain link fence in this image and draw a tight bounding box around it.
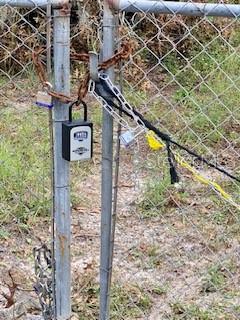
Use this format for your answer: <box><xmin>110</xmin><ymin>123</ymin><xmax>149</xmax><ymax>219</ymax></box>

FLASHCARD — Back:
<box><xmin>0</xmin><ymin>3</ymin><xmax>53</xmax><ymax>319</ymax></box>
<box><xmin>110</xmin><ymin>1</ymin><xmax>240</xmax><ymax>319</ymax></box>
<box><xmin>0</xmin><ymin>4</ymin><xmax>51</xmax><ymax>224</ymax></box>
<box><xmin>0</xmin><ymin>2</ymin><xmax>103</xmax><ymax>319</ymax></box>
<box><xmin>1</xmin><ymin>1</ymin><xmax>240</xmax><ymax>319</ymax></box>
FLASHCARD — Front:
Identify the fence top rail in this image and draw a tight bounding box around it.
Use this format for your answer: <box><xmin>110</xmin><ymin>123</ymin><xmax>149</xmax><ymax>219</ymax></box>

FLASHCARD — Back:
<box><xmin>108</xmin><ymin>0</ymin><xmax>240</xmax><ymax>18</ymax></box>
<box><xmin>0</xmin><ymin>0</ymin><xmax>67</xmax><ymax>7</ymax></box>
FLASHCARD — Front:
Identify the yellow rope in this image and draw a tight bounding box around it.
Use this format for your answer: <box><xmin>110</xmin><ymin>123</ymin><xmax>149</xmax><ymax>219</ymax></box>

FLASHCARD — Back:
<box><xmin>146</xmin><ymin>130</ymin><xmax>240</xmax><ymax>210</ymax></box>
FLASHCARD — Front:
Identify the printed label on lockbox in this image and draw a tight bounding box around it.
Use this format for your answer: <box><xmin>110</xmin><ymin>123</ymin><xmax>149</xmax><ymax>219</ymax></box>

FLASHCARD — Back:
<box><xmin>70</xmin><ymin>126</ymin><xmax>92</xmax><ymax>161</ymax></box>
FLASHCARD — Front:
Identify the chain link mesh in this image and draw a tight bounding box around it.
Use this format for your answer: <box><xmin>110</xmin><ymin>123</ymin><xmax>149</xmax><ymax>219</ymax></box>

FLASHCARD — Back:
<box><xmin>0</xmin><ymin>4</ymin><xmax>52</xmax><ymax>319</ymax></box>
<box><xmin>1</xmin><ymin>1</ymin><xmax>240</xmax><ymax>319</ymax></box>
<box><xmin>110</xmin><ymin>2</ymin><xmax>240</xmax><ymax>319</ymax></box>
<box><xmin>0</xmin><ymin>4</ymin><xmax>51</xmax><ymax>225</ymax></box>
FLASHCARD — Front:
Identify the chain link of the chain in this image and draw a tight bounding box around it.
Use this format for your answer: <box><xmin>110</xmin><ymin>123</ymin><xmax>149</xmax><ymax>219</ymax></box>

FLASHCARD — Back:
<box><xmin>89</xmin><ymin>73</ymin><xmax>146</xmax><ymax>136</ymax></box>
<box><xmin>33</xmin><ymin>42</ymin><xmax>132</xmax><ymax>104</ymax></box>
<box><xmin>33</xmin><ymin>244</ymin><xmax>54</xmax><ymax>320</ymax></box>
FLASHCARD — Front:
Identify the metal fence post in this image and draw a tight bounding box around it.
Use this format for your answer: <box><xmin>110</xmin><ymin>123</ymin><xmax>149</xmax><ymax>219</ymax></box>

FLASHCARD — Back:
<box><xmin>100</xmin><ymin>1</ymin><xmax>116</xmax><ymax>319</ymax></box>
<box><xmin>108</xmin><ymin>0</ymin><xmax>240</xmax><ymax>17</ymax></box>
<box><xmin>52</xmin><ymin>8</ymin><xmax>71</xmax><ymax>320</ymax></box>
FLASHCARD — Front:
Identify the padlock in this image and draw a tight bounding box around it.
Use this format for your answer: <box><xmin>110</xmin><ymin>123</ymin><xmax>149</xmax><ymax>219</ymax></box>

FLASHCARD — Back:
<box><xmin>120</xmin><ymin>130</ymin><xmax>135</xmax><ymax>147</ymax></box>
<box><xmin>120</xmin><ymin>127</ymin><xmax>145</xmax><ymax>148</ymax></box>
<box><xmin>36</xmin><ymin>82</ymin><xmax>53</xmax><ymax>109</ymax></box>
<box><xmin>36</xmin><ymin>91</ymin><xmax>53</xmax><ymax>109</ymax></box>
<box><xmin>62</xmin><ymin>100</ymin><xmax>93</xmax><ymax>162</ymax></box>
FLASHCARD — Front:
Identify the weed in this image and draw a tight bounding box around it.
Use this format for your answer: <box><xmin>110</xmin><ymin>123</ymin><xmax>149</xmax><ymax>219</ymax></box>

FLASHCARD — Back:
<box><xmin>201</xmin><ymin>264</ymin><xmax>226</xmax><ymax>293</ymax></box>
<box><xmin>0</xmin><ymin>76</ymin><xmax>8</xmax><ymax>87</ymax></box>
<box><xmin>125</xmin><ymin>89</ymin><xmax>147</xmax><ymax>107</ymax></box>
<box><xmin>72</xmin><ymin>284</ymin><xmax>99</xmax><ymax>320</ymax></box>
<box><xmin>139</xmin><ymin>175</ymin><xmax>171</xmax><ymax>218</ymax></box>
<box><xmin>0</xmin><ymin>228</ymin><xmax>10</xmax><ymax>239</ymax></box>
<box><xmin>150</xmin><ymin>285</ymin><xmax>168</xmax><ymax>296</ymax></box>
<box><xmin>169</xmin><ymin>299</ymin><xmax>239</xmax><ymax>320</ymax></box>
<box><xmin>129</xmin><ymin>244</ymin><xmax>163</xmax><ymax>269</ymax></box>
<box><xmin>146</xmin><ymin>245</ymin><xmax>163</xmax><ymax>268</ymax></box>
<box><xmin>170</xmin><ymin>302</ymin><xmax>218</xmax><ymax>320</ymax></box>
<box><xmin>72</xmin><ymin>282</ymin><xmax>152</xmax><ymax>320</ymax></box>
<box><xmin>111</xmin><ymin>284</ymin><xmax>152</xmax><ymax>319</ymax></box>
<box><xmin>212</xmin><ymin>210</ymin><xmax>228</xmax><ymax>224</ymax></box>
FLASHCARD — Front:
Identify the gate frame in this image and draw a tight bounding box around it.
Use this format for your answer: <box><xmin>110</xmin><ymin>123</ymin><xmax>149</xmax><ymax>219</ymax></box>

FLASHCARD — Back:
<box><xmin>99</xmin><ymin>1</ymin><xmax>240</xmax><ymax>319</ymax></box>
<box><xmin>0</xmin><ymin>2</ymin><xmax>71</xmax><ymax>319</ymax></box>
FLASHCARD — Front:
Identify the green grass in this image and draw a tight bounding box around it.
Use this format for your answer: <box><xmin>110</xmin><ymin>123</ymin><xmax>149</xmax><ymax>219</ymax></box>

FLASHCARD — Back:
<box><xmin>0</xmin><ymin>76</ymin><xmax>8</xmax><ymax>86</ymax></box>
<box><xmin>0</xmin><ymin>107</ymin><xmax>51</xmax><ymax>224</ymax></box>
<box><xmin>169</xmin><ymin>295</ymin><xmax>240</xmax><ymax>320</ymax></box>
<box><xmin>139</xmin><ymin>174</ymin><xmax>171</xmax><ymax>218</ymax></box>
<box><xmin>169</xmin><ymin>302</ymin><xmax>225</xmax><ymax>320</ymax></box>
<box><xmin>128</xmin><ymin>44</ymin><xmax>240</xmax><ymax>215</ymax></box>
<box><xmin>178</xmin><ymin>54</ymin><xmax>240</xmax><ymax>148</ymax></box>
<box><xmin>111</xmin><ymin>284</ymin><xmax>152</xmax><ymax>319</ymax></box>
<box><xmin>201</xmin><ymin>264</ymin><xmax>227</xmax><ymax>293</ymax></box>
<box><xmin>129</xmin><ymin>244</ymin><xmax>163</xmax><ymax>269</ymax></box>
<box><xmin>72</xmin><ymin>282</ymin><xmax>152</xmax><ymax>320</ymax></box>
<box><xmin>150</xmin><ymin>285</ymin><xmax>168</xmax><ymax>296</ymax></box>
<box><xmin>90</xmin><ymin>103</ymin><xmax>102</xmax><ymax>127</ymax></box>
<box><xmin>143</xmin><ymin>26</ymin><xmax>240</xmax><ymax>152</ymax></box>
<box><xmin>0</xmin><ymin>227</ymin><xmax>10</xmax><ymax>239</ymax></box>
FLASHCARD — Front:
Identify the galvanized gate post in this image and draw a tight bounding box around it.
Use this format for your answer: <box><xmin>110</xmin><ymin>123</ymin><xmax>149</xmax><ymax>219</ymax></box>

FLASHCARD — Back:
<box><xmin>52</xmin><ymin>8</ymin><xmax>71</xmax><ymax>320</ymax></box>
<box><xmin>100</xmin><ymin>1</ymin><xmax>116</xmax><ymax>319</ymax></box>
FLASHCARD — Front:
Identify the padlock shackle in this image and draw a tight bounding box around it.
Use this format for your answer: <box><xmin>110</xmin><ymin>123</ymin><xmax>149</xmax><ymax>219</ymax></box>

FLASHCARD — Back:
<box><xmin>69</xmin><ymin>100</ymin><xmax>88</xmax><ymax>122</ymax></box>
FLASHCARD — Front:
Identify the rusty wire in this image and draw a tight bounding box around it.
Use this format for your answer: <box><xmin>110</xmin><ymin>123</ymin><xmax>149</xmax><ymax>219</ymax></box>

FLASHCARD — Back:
<box><xmin>32</xmin><ymin>42</ymin><xmax>132</xmax><ymax>104</ymax></box>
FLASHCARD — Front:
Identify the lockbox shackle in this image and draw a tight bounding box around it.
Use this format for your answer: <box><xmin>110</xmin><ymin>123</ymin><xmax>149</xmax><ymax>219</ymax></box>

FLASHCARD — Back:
<box><xmin>69</xmin><ymin>100</ymin><xmax>88</xmax><ymax>122</ymax></box>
